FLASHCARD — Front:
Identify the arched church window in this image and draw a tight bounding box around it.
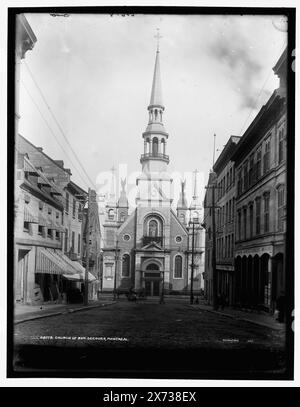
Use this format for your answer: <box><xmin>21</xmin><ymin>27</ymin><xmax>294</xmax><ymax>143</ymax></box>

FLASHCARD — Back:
<box><xmin>160</xmin><ymin>110</ymin><xmax>162</xmax><ymax>121</ymax></box>
<box><xmin>108</xmin><ymin>209</ymin><xmax>114</xmax><ymax>220</ymax></box>
<box><xmin>149</xmin><ymin>219</ymin><xmax>159</xmax><ymax>236</ymax></box>
<box><xmin>122</xmin><ymin>254</ymin><xmax>130</xmax><ymax>277</ymax></box>
<box><xmin>154</xmin><ymin>109</ymin><xmax>158</xmax><ymax>120</ymax></box>
<box><xmin>174</xmin><ymin>255</ymin><xmax>183</xmax><ymax>278</ymax></box>
<box><xmin>152</xmin><ymin>137</ymin><xmax>158</xmax><ymax>156</ymax></box>
<box><xmin>120</xmin><ymin>212</ymin><xmax>126</xmax><ymax>222</ymax></box>
<box><xmin>180</xmin><ymin>213</ymin><xmax>185</xmax><ymax>223</ymax></box>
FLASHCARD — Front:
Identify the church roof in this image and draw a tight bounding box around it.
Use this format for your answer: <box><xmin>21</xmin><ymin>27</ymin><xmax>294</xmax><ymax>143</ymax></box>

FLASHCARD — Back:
<box><xmin>149</xmin><ymin>50</ymin><xmax>164</xmax><ymax>108</ymax></box>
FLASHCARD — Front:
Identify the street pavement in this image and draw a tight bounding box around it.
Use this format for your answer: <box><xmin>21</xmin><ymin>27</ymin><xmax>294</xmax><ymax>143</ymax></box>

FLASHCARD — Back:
<box><xmin>12</xmin><ymin>299</ymin><xmax>288</xmax><ymax>378</ymax></box>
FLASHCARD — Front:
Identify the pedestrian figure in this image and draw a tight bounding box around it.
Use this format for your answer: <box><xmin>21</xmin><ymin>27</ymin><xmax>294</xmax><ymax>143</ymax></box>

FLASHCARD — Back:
<box><xmin>276</xmin><ymin>290</ymin><xmax>286</xmax><ymax>323</ymax></box>
<box><xmin>216</xmin><ymin>293</ymin><xmax>221</xmax><ymax>310</ymax></box>
<box><xmin>127</xmin><ymin>286</ymin><xmax>137</xmax><ymax>302</ymax></box>
<box><xmin>220</xmin><ymin>293</ymin><xmax>227</xmax><ymax>310</ymax></box>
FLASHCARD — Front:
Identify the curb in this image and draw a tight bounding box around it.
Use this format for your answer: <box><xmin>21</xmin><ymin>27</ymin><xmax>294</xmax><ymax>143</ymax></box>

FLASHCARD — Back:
<box><xmin>14</xmin><ymin>301</ymin><xmax>116</xmax><ymax>324</ymax></box>
<box><xmin>192</xmin><ymin>306</ymin><xmax>283</xmax><ymax>331</ymax></box>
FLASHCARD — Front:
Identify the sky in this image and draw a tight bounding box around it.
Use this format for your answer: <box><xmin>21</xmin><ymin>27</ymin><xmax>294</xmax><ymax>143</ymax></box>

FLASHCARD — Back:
<box><xmin>19</xmin><ymin>13</ymin><xmax>287</xmax><ymax>208</ymax></box>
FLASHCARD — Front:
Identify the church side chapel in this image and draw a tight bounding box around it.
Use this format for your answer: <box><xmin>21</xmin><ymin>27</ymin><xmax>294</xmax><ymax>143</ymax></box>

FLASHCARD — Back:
<box><xmin>102</xmin><ymin>33</ymin><xmax>205</xmax><ymax>297</ymax></box>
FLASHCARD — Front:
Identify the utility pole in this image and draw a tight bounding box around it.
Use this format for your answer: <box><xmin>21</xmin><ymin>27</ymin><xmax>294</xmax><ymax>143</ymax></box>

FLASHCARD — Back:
<box><xmin>204</xmin><ymin>171</ymin><xmax>219</xmax><ymax>310</ymax></box>
<box><xmin>211</xmin><ymin>181</ymin><xmax>218</xmax><ymax>310</ymax></box>
<box><xmin>113</xmin><ymin>239</ymin><xmax>118</xmax><ymax>301</ymax></box>
<box><xmin>160</xmin><ymin>268</ymin><xmax>165</xmax><ymax>304</ymax></box>
<box><xmin>84</xmin><ymin>188</ymin><xmax>91</xmax><ymax>306</ymax></box>
<box><xmin>190</xmin><ymin>220</ymin><xmax>195</xmax><ymax>304</ymax></box>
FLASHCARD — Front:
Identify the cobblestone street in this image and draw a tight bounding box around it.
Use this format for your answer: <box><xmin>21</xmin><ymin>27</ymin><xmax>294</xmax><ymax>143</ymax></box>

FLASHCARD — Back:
<box><xmin>13</xmin><ymin>300</ymin><xmax>287</xmax><ymax>378</ymax></box>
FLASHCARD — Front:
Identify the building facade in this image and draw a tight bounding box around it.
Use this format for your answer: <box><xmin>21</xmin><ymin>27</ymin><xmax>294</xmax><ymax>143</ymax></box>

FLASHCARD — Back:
<box><xmin>231</xmin><ymin>48</ymin><xmax>287</xmax><ymax>312</ymax></box>
<box><xmin>82</xmin><ymin>189</ymin><xmax>102</xmax><ymax>300</ymax></box>
<box><xmin>101</xmin><ymin>45</ymin><xmax>205</xmax><ymax>297</ymax></box>
<box><xmin>15</xmin><ymin>135</ymin><xmax>101</xmax><ymax>304</ymax></box>
<box><xmin>214</xmin><ymin>136</ymin><xmax>240</xmax><ymax>305</ymax></box>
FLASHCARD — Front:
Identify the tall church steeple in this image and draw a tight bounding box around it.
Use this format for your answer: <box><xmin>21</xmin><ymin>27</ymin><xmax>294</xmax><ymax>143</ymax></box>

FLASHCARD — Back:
<box><xmin>136</xmin><ymin>30</ymin><xmax>173</xmax><ymax>207</ymax></box>
<box><xmin>140</xmin><ymin>29</ymin><xmax>169</xmax><ymax>172</ymax></box>
<box><xmin>190</xmin><ymin>170</ymin><xmax>203</xmax><ymax>222</ymax></box>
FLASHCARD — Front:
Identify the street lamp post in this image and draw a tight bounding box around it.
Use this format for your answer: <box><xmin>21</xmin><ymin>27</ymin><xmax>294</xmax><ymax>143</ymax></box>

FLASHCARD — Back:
<box><xmin>159</xmin><ymin>269</ymin><xmax>165</xmax><ymax>304</ymax></box>
<box><xmin>113</xmin><ymin>239</ymin><xmax>118</xmax><ymax>301</ymax></box>
<box><xmin>190</xmin><ymin>220</ymin><xmax>196</xmax><ymax>305</ymax></box>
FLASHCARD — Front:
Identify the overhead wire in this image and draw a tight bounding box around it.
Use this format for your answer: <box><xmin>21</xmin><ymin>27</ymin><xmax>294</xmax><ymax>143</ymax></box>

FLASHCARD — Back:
<box><xmin>23</xmin><ymin>60</ymin><xmax>96</xmax><ymax>189</ymax></box>
<box><xmin>20</xmin><ymin>79</ymin><xmax>90</xmax><ymax>191</ymax></box>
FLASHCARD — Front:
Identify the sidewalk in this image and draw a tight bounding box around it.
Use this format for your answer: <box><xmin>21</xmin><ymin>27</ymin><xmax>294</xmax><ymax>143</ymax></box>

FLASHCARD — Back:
<box><xmin>191</xmin><ymin>303</ymin><xmax>285</xmax><ymax>331</ymax></box>
<box><xmin>14</xmin><ymin>299</ymin><xmax>116</xmax><ymax>324</ymax></box>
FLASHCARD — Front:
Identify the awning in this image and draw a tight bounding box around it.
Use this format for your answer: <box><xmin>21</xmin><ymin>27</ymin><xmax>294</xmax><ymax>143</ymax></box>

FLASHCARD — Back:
<box><xmin>36</xmin><ymin>247</ymin><xmax>73</xmax><ymax>275</ymax></box>
<box><xmin>54</xmin><ymin>250</ymin><xmax>85</xmax><ymax>274</ymax></box>
<box><xmin>62</xmin><ymin>272</ymin><xmax>97</xmax><ymax>282</ymax></box>
<box><xmin>24</xmin><ymin>206</ymin><xmax>38</xmax><ymax>223</ymax></box>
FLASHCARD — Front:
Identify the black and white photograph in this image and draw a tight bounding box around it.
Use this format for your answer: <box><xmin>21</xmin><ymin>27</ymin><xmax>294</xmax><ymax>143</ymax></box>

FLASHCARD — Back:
<box><xmin>5</xmin><ymin>6</ymin><xmax>295</xmax><ymax>382</ymax></box>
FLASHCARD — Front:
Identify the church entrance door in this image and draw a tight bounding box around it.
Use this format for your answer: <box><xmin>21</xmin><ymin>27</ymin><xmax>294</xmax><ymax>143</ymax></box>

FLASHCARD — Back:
<box><xmin>145</xmin><ymin>280</ymin><xmax>160</xmax><ymax>297</ymax></box>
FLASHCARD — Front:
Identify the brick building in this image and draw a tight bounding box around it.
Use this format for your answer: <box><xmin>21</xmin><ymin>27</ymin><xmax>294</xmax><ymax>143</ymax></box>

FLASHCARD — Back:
<box><xmin>231</xmin><ymin>48</ymin><xmax>287</xmax><ymax>312</ymax></box>
<box><xmin>15</xmin><ymin>135</ymin><xmax>101</xmax><ymax>304</ymax></box>
<box><xmin>203</xmin><ymin>136</ymin><xmax>240</xmax><ymax>305</ymax></box>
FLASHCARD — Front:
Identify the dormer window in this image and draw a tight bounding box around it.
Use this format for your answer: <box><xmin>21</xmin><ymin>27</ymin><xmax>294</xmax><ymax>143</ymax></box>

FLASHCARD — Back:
<box><xmin>108</xmin><ymin>209</ymin><xmax>114</xmax><ymax>220</ymax></box>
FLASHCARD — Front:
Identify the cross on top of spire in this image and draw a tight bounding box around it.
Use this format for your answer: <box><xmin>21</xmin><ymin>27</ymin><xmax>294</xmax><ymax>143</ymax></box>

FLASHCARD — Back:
<box><xmin>154</xmin><ymin>28</ymin><xmax>162</xmax><ymax>52</ymax></box>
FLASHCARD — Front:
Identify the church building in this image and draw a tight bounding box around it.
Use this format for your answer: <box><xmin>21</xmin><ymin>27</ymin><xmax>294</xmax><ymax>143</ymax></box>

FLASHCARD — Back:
<box><xmin>101</xmin><ymin>39</ymin><xmax>205</xmax><ymax>297</ymax></box>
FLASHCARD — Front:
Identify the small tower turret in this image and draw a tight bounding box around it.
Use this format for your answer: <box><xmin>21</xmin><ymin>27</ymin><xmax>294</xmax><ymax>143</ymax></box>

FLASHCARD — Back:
<box><xmin>177</xmin><ymin>179</ymin><xmax>188</xmax><ymax>225</ymax></box>
<box><xmin>117</xmin><ymin>178</ymin><xmax>129</xmax><ymax>222</ymax></box>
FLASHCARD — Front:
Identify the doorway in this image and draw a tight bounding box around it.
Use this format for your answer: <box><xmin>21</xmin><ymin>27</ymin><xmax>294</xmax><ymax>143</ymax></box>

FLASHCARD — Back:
<box><xmin>17</xmin><ymin>249</ymin><xmax>30</xmax><ymax>303</ymax></box>
<box><xmin>145</xmin><ymin>280</ymin><xmax>160</xmax><ymax>296</ymax></box>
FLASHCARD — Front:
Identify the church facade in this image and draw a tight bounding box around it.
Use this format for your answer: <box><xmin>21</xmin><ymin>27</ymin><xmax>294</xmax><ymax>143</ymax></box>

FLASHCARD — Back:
<box><xmin>101</xmin><ymin>44</ymin><xmax>205</xmax><ymax>297</ymax></box>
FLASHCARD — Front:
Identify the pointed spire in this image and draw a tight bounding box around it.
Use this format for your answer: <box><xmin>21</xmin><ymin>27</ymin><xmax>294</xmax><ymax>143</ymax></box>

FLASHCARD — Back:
<box><xmin>190</xmin><ymin>169</ymin><xmax>202</xmax><ymax>209</ymax></box>
<box><xmin>117</xmin><ymin>178</ymin><xmax>129</xmax><ymax>208</ymax></box>
<box><xmin>149</xmin><ymin>31</ymin><xmax>163</xmax><ymax>108</ymax></box>
<box><xmin>177</xmin><ymin>179</ymin><xmax>188</xmax><ymax>209</ymax></box>
<box><xmin>107</xmin><ymin>165</ymin><xmax>116</xmax><ymax>206</ymax></box>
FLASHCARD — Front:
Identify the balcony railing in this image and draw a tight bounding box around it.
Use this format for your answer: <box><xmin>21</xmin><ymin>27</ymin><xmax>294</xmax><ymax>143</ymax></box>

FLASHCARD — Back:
<box><xmin>143</xmin><ymin>235</ymin><xmax>163</xmax><ymax>247</ymax></box>
<box><xmin>140</xmin><ymin>153</ymin><xmax>169</xmax><ymax>163</ymax></box>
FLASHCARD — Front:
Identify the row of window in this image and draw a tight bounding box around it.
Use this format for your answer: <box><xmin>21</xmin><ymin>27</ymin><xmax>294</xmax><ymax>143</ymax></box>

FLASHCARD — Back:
<box><xmin>237</xmin><ymin>125</ymin><xmax>285</xmax><ymax>197</ymax></box>
<box><xmin>217</xmin><ymin>166</ymin><xmax>235</xmax><ymax>200</ymax></box>
<box><xmin>64</xmin><ymin>229</ymin><xmax>81</xmax><ymax>255</ymax></box>
<box><xmin>237</xmin><ymin>186</ymin><xmax>285</xmax><ymax>241</ymax></box>
<box><xmin>23</xmin><ymin>221</ymin><xmax>61</xmax><ymax>241</ymax></box>
<box><xmin>216</xmin><ymin>198</ymin><xmax>235</xmax><ymax>229</ymax></box>
<box><xmin>65</xmin><ymin>192</ymin><xmax>82</xmax><ymax>220</ymax></box>
<box><xmin>217</xmin><ymin>234</ymin><xmax>234</xmax><ymax>260</ymax></box>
